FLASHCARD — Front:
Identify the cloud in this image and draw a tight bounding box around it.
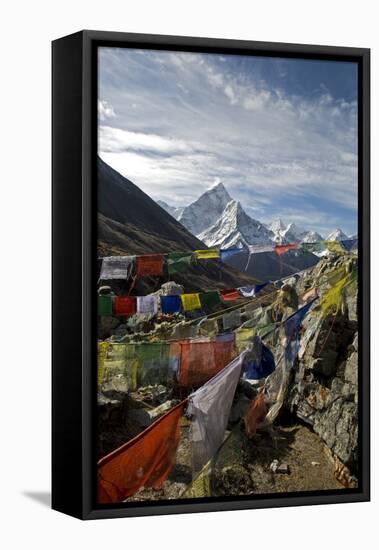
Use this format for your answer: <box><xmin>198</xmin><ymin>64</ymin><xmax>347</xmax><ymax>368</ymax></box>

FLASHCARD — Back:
<box><xmin>98</xmin><ymin>99</ymin><xmax>115</xmax><ymax>120</ymax></box>
<box><xmin>98</xmin><ymin>48</ymin><xmax>358</xmax><ymax>235</ymax></box>
<box><xmin>99</xmin><ymin>126</ymin><xmax>193</xmax><ymax>155</ymax></box>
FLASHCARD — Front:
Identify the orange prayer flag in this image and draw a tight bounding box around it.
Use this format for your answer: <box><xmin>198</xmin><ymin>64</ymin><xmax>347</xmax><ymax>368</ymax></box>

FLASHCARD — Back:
<box><xmin>177</xmin><ymin>338</ymin><xmax>235</xmax><ymax>389</ymax></box>
<box><xmin>135</xmin><ymin>254</ymin><xmax>164</xmax><ymax>278</ymax></box>
<box><xmin>244</xmin><ymin>392</ymin><xmax>267</xmax><ymax>438</ymax></box>
<box><xmin>274</xmin><ymin>243</ymin><xmax>299</xmax><ymax>256</ymax></box>
<box><xmin>97</xmin><ymin>400</ymin><xmax>185</xmax><ymax>504</ymax></box>
<box><xmin>220</xmin><ymin>288</ymin><xmax>240</xmax><ymax>301</ymax></box>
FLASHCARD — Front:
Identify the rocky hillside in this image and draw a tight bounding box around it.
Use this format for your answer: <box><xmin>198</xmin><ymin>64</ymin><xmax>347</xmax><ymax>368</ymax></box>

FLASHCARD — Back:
<box><xmin>286</xmin><ymin>254</ymin><xmax>358</xmax><ymax>481</ymax></box>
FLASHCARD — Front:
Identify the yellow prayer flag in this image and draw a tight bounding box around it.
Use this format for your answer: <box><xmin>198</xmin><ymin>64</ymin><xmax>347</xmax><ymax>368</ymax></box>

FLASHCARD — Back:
<box><xmin>194</xmin><ymin>249</ymin><xmax>220</xmax><ymax>260</ymax></box>
<box><xmin>97</xmin><ymin>341</ymin><xmax>109</xmax><ymax>385</ymax></box>
<box><xmin>183</xmin><ymin>460</ymin><xmax>213</xmax><ymax>498</ymax></box>
<box><xmin>234</xmin><ymin>327</ymin><xmax>255</xmax><ymax>353</ymax></box>
<box><xmin>180</xmin><ymin>293</ymin><xmax>202</xmax><ymax>311</ymax></box>
<box><xmin>324</xmin><ymin>240</ymin><xmax>344</xmax><ymax>255</ymax></box>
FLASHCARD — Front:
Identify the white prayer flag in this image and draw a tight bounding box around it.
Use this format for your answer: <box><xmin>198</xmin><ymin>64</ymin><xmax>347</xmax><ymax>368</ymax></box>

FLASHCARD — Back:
<box><xmin>248</xmin><ymin>244</ymin><xmax>275</xmax><ymax>254</ymax></box>
<box><xmin>222</xmin><ymin>309</ymin><xmax>241</xmax><ymax>330</ymax></box>
<box><xmin>100</xmin><ymin>256</ymin><xmax>135</xmax><ymax>280</ymax></box>
<box><xmin>136</xmin><ymin>295</ymin><xmax>158</xmax><ymax>314</ymax></box>
<box><xmin>187</xmin><ymin>352</ymin><xmax>246</xmax><ymax>472</ymax></box>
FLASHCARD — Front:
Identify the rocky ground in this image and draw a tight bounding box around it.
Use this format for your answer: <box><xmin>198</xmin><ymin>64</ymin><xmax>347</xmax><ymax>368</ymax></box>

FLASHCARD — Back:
<box><xmin>99</xmin><ymin>252</ymin><xmax>359</xmax><ymax>500</ymax></box>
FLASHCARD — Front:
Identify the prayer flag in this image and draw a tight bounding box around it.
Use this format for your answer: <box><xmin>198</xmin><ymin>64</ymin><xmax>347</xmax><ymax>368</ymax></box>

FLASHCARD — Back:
<box><xmin>113</xmin><ymin>296</ymin><xmax>136</xmax><ymax>316</ymax></box>
<box><xmin>220</xmin><ymin>288</ymin><xmax>240</xmax><ymax>301</ymax></box>
<box><xmin>160</xmin><ymin>295</ymin><xmax>181</xmax><ymax>314</ymax></box>
<box><xmin>235</xmin><ymin>327</ymin><xmax>255</xmax><ymax>353</ymax></box>
<box><xmin>200</xmin><ymin>291</ymin><xmax>221</xmax><ymax>309</ymax></box>
<box><xmin>238</xmin><ymin>283</ymin><xmax>268</xmax><ymax>298</ymax></box>
<box><xmin>183</xmin><ymin>460</ymin><xmax>213</xmax><ymax>498</ymax></box>
<box><xmin>220</xmin><ymin>248</ymin><xmax>242</xmax><ymax>262</ymax></box>
<box><xmin>198</xmin><ymin>318</ymin><xmax>219</xmax><ymax>337</ymax></box>
<box><xmin>97</xmin><ymin>341</ymin><xmax>109</xmax><ymax>385</ymax></box>
<box><xmin>99</xmin><ymin>255</ymin><xmax>135</xmax><ymax>280</ymax></box>
<box><xmin>101</xmin><ymin>343</ymin><xmax>139</xmax><ymax>393</ymax></box>
<box><xmin>324</xmin><ymin>240</ymin><xmax>344</xmax><ymax>255</ymax></box>
<box><xmin>136</xmin><ymin>295</ymin><xmax>158</xmax><ymax>315</ymax></box>
<box><xmin>248</xmin><ymin>244</ymin><xmax>275</xmax><ymax>254</ymax></box>
<box><xmin>215</xmin><ymin>332</ymin><xmax>235</xmax><ymax>343</ymax></box>
<box><xmin>187</xmin><ymin>353</ymin><xmax>245</xmax><ymax>472</ymax></box>
<box><xmin>275</xmin><ymin>243</ymin><xmax>299</xmax><ymax>256</ymax></box>
<box><xmin>243</xmin><ymin>392</ymin><xmax>267</xmax><ymax>438</ymax></box>
<box><xmin>341</xmin><ymin>238</ymin><xmax>358</xmax><ymax>252</ymax></box>
<box><xmin>194</xmin><ymin>249</ymin><xmax>220</xmax><ymax>260</ymax></box>
<box><xmin>181</xmin><ymin>293</ymin><xmax>202</xmax><ymax>311</ymax></box>
<box><xmin>170</xmin><ymin>321</ymin><xmax>198</xmax><ymax>339</ymax></box>
<box><xmin>135</xmin><ymin>254</ymin><xmax>164</xmax><ymax>278</ymax></box>
<box><xmin>177</xmin><ymin>337</ymin><xmax>235</xmax><ymax>389</ymax></box>
<box><xmin>97</xmin><ymin>400</ymin><xmax>185</xmax><ymax>503</ymax></box>
<box><xmin>167</xmin><ymin>252</ymin><xmax>193</xmax><ymax>275</ymax></box>
<box><xmin>137</xmin><ymin>342</ymin><xmax>171</xmax><ymax>387</ymax></box>
<box><xmin>284</xmin><ymin>298</ymin><xmax>317</xmax><ymax>342</ymax></box>
<box><xmin>241</xmin><ymin>335</ymin><xmax>275</xmax><ymax>380</ymax></box>
<box><xmin>98</xmin><ymin>294</ymin><xmax>113</xmax><ymax>316</ymax></box>
<box><xmin>222</xmin><ymin>309</ymin><xmax>241</xmax><ymax>330</ymax></box>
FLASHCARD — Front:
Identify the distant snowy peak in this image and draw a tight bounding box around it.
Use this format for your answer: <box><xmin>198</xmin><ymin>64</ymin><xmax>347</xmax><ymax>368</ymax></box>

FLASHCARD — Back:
<box><xmin>326</xmin><ymin>228</ymin><xmax>348</xmax><ymax>242</ymax></box>
<box><xmin>269</xmin><ymin>220</ymin><xmax>304</xmax><ymax>243</ymax></box>
<box><xmin>268</xmin><ymin>219</ymin><xmax>324</xmax><ymax>244</ymax></box>
<box><xmin>157</xmin><ymin>200</ymin><xmax>184</xmax><ymax>219</ymax></box>
<box><xmin>176</xmin><ymin>182</ymin><xmax>232</xmax><ymax>235</ymax></box>
<box><xmin>269</xmin><ymin>218</ymin><xmax>287</xmax><ymax>234</ymax></box>
<box><xmin>301</xmin><ymin>230</ymin><xmax>324</xmax><ymax>243</ymax></box>
<box><xmin>157</xmin><ymin>184</ymin><xmax>342</xmax><ymax>250</ymax></box>
<box><xmin>198</xmin><ymin>199</ymin><xmax>273</xmax><ymax>249</ymax></box>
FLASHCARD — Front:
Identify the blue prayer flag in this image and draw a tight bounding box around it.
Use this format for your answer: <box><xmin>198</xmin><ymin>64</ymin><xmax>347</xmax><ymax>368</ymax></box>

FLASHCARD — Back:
<box><xmin>242</xmin><ymin>336</ymin><xmax>275</xmax><ymax>380</ymax></box>
<box><xmin>160</xmin><ymin>295</ymin><xmax>181</xmax><ymax>314</ymax></box>
<box><xmin>220</xmin><ymin>248</ymin><xmax>243</xmax><ymax>262</ymax></box>
<box><xmin>284</xmin><ymin>298</ymin><xmax>317</xmax><ymax>341</ymax></box>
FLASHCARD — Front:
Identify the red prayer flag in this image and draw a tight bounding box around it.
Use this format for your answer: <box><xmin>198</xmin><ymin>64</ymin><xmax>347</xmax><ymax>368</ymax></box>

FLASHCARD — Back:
<box><xmin>220</xmin><ymin>288</ymin><xmax>240</xmax><ymax>301</ymax></box>
<box><xmin>97</xmin><ymin>400</ymin><xmax>186</xmax><ymax>503</ymax></box>
<box><xmin>177</xmin><ymin>338</ymin><xmax>235</xmax><ymax>389</ymax></box>
<box><xmin>135</xmin><ymin>254</ymin><xmax>164</xmax><ymax>278</ymax></box>
<box><xmin>113</xmin><ymin>296</ymin><xmax>136</xmax><ymax>315</ymax></box>
<box><xmin>274</xmin><ymin>243</ymin><xmax>299</xmax><ymax>256</ymax></box>
<box><xmin>244</xmin><ymin>392</ymin><xmax>267</xmax><ymax>438</ymax></box>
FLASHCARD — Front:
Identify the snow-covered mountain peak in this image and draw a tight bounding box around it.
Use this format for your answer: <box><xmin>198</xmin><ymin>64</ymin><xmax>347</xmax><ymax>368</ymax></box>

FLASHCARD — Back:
<box><xmin>198</xmin><ymin>199</ymin><xmax>273</xmax><ymax>249</ymax></box>
<box><xmin>269</xmin><ymin>218</ymin><xmax>287</xmax><ymax>233</ymax></box>
<box><xmin>175</xmin><ymin>182</ymin><xmax>232</xmax><ymax>235</ymax></box>
<box><xmin>285</xmin><ymin>222</ymin><xmax>305</xmax><ymax>238</ymax></box>
<box><xmin>326</xmin><ymin>228</ymin><xmax>348</xmax><ymax>242</ymax></box>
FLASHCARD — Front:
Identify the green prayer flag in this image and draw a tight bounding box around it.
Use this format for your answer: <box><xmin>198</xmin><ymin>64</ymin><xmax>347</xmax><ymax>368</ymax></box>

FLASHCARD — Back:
<box><xmin>200</xmin><ymin>291</ymin><xmax>221</xmax><ymax>308</ymax></box>
<box><xmin>167</xmin><ymin>252</ymin><xmax>193</xmax><ymax>275</ymax></box>
<box><xmin>98</xmin><ymin>294</ymin><xmax>113</xmax><ymax>316</ymax></box>
<box><xmin>136</xmin><ymin>342</ymin><xmax>170</xmax><ymax>387</ymax></box>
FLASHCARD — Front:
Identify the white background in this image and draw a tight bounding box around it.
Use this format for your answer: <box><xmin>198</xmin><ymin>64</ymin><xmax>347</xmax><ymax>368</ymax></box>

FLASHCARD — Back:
<box><xmin>0</xmin><ymin>1</ymin><xmax>377</xmax><ymax>548</ymax></box>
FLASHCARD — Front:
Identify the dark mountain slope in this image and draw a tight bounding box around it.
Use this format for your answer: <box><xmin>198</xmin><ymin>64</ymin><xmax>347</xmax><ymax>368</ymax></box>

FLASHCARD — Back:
<box><xmin>98</xmin><ymin>156</ymin><xmax>206</xmax><ymax>252</ymax></box>
<box><xmin>223</xmin><ymin>249</ymin><xmax>320</xmax><ymax>281</ymax></box>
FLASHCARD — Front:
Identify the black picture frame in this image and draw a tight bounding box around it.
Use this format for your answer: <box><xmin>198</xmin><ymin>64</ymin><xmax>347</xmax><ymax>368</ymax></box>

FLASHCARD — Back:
<box><xmin>52</xmin><ymin>30</ymin><xmax>370</xmax><ymax>520</ymax></box>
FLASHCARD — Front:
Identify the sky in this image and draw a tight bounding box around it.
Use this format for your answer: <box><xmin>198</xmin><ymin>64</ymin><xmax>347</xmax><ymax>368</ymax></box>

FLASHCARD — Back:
<box><xmin>98</xmin><ymin>47</ymin><xmax>358</xmax><ymax>237</ymax></box>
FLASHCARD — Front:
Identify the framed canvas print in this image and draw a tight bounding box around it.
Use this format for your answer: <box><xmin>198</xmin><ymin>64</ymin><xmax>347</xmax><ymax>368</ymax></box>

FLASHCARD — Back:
<box><xmin>52</xmin><ymin>31</ymin><xmax>370</xmax><ymax>520</ymax></box>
